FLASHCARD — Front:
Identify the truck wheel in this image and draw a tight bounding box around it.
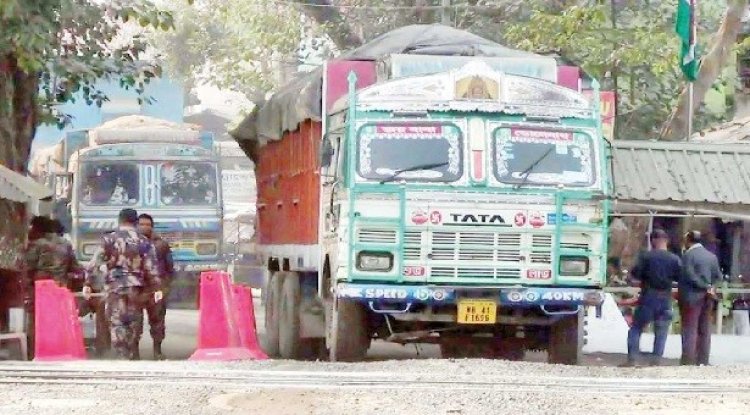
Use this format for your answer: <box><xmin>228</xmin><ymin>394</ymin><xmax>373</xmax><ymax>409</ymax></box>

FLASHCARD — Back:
<box><xmin>278</xmin><ymin>272</ymin><xmax>301</xmax><ymax>359</ymax></box>
<box><xmin>330</xmin><ymin>299</ymin><xmax>369</xmax><ymax>362</ymax></box>
<box><xmin>547</xmin><ymin>309</ymin><xmax>584</xmax><ymax>365</ymax></box>
<box><xmin>263</xmin><ymin>271</ymin><xmax>283</xmax><ymax>357</ymax></box>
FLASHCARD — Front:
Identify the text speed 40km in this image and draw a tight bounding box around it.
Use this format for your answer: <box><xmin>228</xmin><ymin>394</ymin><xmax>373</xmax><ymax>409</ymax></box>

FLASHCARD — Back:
<box><xmin>457</xmin><ymin>299</ymin><xmax>497</xmax><ymax>324</ymax></box>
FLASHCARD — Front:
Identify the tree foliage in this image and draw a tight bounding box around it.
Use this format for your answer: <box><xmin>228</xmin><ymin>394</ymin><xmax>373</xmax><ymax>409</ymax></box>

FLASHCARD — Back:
<box><xmin>1</xmin><ymin>0</ymin><xmax>173</xmax><ymax>169</ymax></box>
<box><xmin>155</xmin><ymin>0</ymin><xmax>736</xmax><ymax>140</ymax></box>
<box><xmin>153</xmin><ymin>0</ymin><xmax>530</xmax><ymax>100</ymax></box>
<box><xmin>153</xmin><ymin>0</ymin><xmax>313</xmax><ymax>102</ymax></box>
<box><xmin>503</xmin><ymin>0</ymin><xmax>726</xmax><ymax>140</ymax></box>
<box><xmin>661</xmin><ymin>0</ymin><xmax>749</xmax><ymax>140</ymax></box>
<box><xmin>0</xmin><ymin>0</ymin><xmax>173</xmax><ymax>252</ymax></box>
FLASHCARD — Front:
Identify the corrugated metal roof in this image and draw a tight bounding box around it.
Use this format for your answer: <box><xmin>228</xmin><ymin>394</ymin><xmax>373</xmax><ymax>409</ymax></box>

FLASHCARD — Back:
<box><xmin>613</xmin><ymin>140</ymin><xmax>750</xmax><ymax>205</ymax></box>
<box><xmin>0</xmin><ymin>164</ymin><xmax>52</xmax><ymax>203</ymax></box>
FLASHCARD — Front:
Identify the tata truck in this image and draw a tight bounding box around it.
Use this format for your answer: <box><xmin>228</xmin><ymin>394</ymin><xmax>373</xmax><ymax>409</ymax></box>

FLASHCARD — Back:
<box><xmin>243</xmin><ymin>28</ymin><xmax>609</xmax><ymax>364</ymax></box>
<box><xmin>44</xmin><ymin>115</ymin><xmax>223</xmax><ymax>307</ymax></box>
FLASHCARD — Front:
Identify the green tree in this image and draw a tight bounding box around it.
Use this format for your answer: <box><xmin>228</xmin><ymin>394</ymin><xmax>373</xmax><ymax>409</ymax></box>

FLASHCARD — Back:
<box><xmin>661</xmin><ymin>0</ymin><xmax>749</xmax><ymax>140</ymax></box>
<box><xmin>153</xmin><ymin>0</ymin><xmax>531</xmax><ymax>102</ymax></box>
<box><xmin>0</xmin><ymin>0</ymin><xmax>173</xmax><ymax>252</ymax></box>
<box><xmin>503</xmin><ymin>0</ymin><xmax>726</xmax><ymax>140</ymax></box>
<box><xmin>153</xmin><ymin>0</ymin><xmax>312</xmax><ymax>102</ymax></box>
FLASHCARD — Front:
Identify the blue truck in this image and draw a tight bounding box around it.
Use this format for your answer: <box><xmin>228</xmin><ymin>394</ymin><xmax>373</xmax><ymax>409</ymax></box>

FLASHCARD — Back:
<box><xmin>44</xmin><ymin>115</ymin><xmax>223</xmax><ymax>308</ymax></box>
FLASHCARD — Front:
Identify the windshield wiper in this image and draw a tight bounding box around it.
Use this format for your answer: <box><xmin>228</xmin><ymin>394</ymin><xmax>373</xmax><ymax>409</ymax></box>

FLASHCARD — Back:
<box><xmin>513</xmin><ymin>147</ymin><xmax>554</xmax><ymax>190</ymax></box>
<box><xmin>379</xmin><ymin>161</ymin><xmax>449</xmax><ymax>184</ymax></box>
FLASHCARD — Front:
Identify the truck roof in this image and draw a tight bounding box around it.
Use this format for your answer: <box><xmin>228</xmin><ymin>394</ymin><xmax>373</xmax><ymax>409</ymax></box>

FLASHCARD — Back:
<box><xmin>89</xmin><ymin>115</ymin><xmax>201</xmax><ymax>145</ymax></box>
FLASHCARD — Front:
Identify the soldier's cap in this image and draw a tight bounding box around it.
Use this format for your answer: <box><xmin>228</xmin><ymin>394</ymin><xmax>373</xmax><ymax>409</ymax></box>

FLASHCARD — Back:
<box><xmin>118</xmin><ymin>208</ymin><xmax>138</xmax><ymax>224</ymax></box>
<box><xmin>650</xmin><ymin>229</ymin><xmax>669</xmax><ymax>241</ymax></box>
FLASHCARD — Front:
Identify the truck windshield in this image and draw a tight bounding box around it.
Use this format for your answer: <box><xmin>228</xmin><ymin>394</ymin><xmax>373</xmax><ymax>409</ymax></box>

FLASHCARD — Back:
<box><xmin>357</xmin><ymin>123</ymin><xmax>462</xmax><ymax>182</ymax></box>
<box><xmin>81</xmin><ymin>162</ymin><xmax>139</xmax><ymax>206</ymax></box>
<box><xmin>493</xmin><ymin>127</ymin><xmax>595</xmax><ymax>187</ymax></box>
<box><xmin>160</xmin><ymin>162</ymin><xmax>218</xmax><ymax>206</ymax></box>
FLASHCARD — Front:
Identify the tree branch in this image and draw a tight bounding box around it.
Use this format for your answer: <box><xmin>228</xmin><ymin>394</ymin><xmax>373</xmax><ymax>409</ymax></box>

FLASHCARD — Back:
<box><xmin>659</xmin><ymin>0</ymin><xmax>749</xmax><ymax>141</ymax></box>
<box><xmin>291</xmin><ymin>0</ymin><xmax>363</xmax><ymax>49</ymax></box>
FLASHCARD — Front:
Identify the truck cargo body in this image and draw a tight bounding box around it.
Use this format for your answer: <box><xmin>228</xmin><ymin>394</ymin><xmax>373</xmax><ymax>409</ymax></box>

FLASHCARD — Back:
<box><xmin>257</xmin><ymin>57</ymin><xmax>609</xmax><ymax>363</ymax></box>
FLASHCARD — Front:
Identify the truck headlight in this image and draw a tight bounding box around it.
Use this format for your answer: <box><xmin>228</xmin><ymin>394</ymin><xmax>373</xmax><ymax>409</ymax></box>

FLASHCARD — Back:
<box><xmin>559</xmin><ymin>257</ymin><xmax>589</xmax><ymax>276</ymax></box>
<box><xmin>356</xmin><ymin>251</ymin><xmax>393</xmax><ymax>272</ymax></box>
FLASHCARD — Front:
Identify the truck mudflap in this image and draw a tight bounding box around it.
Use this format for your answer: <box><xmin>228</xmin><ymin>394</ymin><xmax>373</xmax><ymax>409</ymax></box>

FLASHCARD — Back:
<box><xmin>336</xmin><ymin>283</ymin><xmax>604</xmax><ymax>308</ymax></box>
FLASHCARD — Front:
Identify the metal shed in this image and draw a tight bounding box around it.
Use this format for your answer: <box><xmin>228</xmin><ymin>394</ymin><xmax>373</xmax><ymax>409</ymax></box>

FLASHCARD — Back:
<box><xmin>612</xmin><ymin>140</ymin><xmax>750</xmax><ymax>220</ymax></box>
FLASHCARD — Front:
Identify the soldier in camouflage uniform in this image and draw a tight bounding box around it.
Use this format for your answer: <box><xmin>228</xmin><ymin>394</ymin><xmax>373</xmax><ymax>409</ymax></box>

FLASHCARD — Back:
<box><xmin>83</xmin><ymin>209</ymin><xmax>162</xmax><ymax>360</ymax></box>
<box><xmin>137</xmin><ymin>213</ymin><xmax>174</xmax><ymax>360</ymax></box>
<box><xmin>23</xmin><ymin>216</ymin><xmax>80</xmax><ymax>358</ymax></box>
<box><xmin>24</xmin><ymin>217</ymin><xmax>80</xmax><ymax>286</ymax></box>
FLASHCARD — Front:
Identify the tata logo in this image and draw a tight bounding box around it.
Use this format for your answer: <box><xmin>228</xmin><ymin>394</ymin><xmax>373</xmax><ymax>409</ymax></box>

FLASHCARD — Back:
<box><xmin>449</xmin><ymin>213</ymin><xmax>506</xmax><ymax>224</ymax></box>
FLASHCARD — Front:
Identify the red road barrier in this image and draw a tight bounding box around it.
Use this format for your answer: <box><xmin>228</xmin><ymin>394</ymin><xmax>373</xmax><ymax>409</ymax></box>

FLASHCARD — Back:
<box><xmin>34</xmin><ymin>280</ymin><xmax>86</xmax><ymax>361</ymax></box>
<box><xmin>232</xmin><ymin>285</ymin><xmax>267</xmax><ymax>359</ymax></box>
<box><xmin>189</xmin><ymin>271</ymin><xmax>267</xmax><ymax>361</ymax></box>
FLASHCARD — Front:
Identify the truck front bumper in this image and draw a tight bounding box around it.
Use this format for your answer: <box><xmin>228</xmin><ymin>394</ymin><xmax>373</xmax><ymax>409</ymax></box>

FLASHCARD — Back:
<box><xmin>336</xmin><ymin>283</ymin><xmax>604</xmax><ymax>308</ymax></box>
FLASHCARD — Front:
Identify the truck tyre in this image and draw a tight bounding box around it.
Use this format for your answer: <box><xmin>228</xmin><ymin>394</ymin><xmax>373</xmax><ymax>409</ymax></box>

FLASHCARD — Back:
<box><xmin>547</xmin><ymin>309</ymin><xmax>584</xmax><ymax>365</ymax></box>
<box><xmin>330</xmin><ymin>299</ymin><xmax>369</xmax><ymax>362</ymax></box>
<box><xmin>278</xmin><ymin>272</ymin><xmax>301</xmax><ymax>359</ymax></box>
<box><xmin>264</xmin><ymin>271</ymin><xmax>283</xmax><ymax>357</ymax></box>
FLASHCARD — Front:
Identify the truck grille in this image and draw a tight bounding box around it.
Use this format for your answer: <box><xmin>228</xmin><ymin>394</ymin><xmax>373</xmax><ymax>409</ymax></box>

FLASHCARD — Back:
<box><xmin>356</xmin><ymin>228</ymin><xmax>590</xmax><ymax>281</ymax></box>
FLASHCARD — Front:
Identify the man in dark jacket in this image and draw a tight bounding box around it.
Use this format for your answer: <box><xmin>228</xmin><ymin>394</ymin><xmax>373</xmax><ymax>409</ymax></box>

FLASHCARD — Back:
<box><xmin>679</xmin><ymin>230</ymin><xmax>722</xmax><ymax>366</ymax></box>
<box><xmin>624</xmin><ymin>229</ymin><xmax>681</xmax><ymax>366</ymax></box>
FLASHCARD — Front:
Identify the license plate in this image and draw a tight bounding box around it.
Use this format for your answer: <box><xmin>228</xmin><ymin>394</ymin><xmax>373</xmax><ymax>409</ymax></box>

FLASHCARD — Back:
<box><xmin>457</xmin><ymin>299</ymin><xmax>497</xmax><ymax>324</ymax></box>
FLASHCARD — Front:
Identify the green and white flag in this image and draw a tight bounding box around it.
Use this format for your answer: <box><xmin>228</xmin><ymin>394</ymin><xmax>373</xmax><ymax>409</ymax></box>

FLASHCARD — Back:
<box><xmin>676</xmin><ymin>0</ymin><xmax>699</xmax><ymax>81</ymax></box>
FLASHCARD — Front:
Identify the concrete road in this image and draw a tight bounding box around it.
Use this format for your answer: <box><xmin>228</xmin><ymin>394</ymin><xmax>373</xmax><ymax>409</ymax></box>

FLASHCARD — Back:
<box><xmin>138</xmin><ymin>298</ymin><xmax>442</xmax><ymax>361</ymax></box>
<box><xmin>140</xmin><ymin>298</ymin><xmax>646</xmax><ymax>366</ymax></box>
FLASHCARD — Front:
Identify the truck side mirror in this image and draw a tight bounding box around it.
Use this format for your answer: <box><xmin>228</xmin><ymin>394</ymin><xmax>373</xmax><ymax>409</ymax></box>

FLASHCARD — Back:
<box><xmin>320</xmin><ymin>138</ymin><xmax>334</xmax><ymax>168</ymax></box>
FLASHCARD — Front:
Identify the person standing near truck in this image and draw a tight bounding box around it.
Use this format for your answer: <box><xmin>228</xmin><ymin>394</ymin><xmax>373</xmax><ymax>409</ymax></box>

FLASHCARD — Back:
<box><xmin>137</xmin><ymin>213</ymin><xmax>174</xmax><ymax>360</ymax></box>
<box><xmin>22</xmin><ymin>216</ymin><xmax>81</xmax><ymax>358</ymax></box>
<box><xmin>679</xmin><ymin>230</ymin><xmax>722</xmax><ymax>366</ymax></box>
<box><xmin>83</xmin><ymin>209</ymin><xmax>162</xmax><ymax>360</ymax></box>
<box><xmin>623</xmin><ymin>229</ymin><xmax>681</xmax><ymax>367</ymax></box>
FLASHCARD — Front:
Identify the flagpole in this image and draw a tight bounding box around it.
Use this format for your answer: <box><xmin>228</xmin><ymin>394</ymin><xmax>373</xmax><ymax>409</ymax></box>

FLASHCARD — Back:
<box><xmin>686</xmin><ymin>0</ymin><xmax>697</xmax><ymax>141</ymax></box>
<box><xmin>687</xmin><ymin>82</ymin><xmax>694</xmax><ymax>141</ymax></box>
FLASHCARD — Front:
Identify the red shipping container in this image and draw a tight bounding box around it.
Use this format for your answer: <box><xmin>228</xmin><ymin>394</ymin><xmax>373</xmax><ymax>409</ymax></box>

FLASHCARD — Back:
<box><xmin>257</xmin><ymin>120</ymin><xmax>322</xmax><ymax>246</ymax></box>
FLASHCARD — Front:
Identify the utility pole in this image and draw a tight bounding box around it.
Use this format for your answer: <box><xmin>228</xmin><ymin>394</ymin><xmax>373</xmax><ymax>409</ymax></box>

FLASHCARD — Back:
<box><xmin>441</xmin><ymin>0</ymin><xmax>451</xmax><ymax>25</ymax></box>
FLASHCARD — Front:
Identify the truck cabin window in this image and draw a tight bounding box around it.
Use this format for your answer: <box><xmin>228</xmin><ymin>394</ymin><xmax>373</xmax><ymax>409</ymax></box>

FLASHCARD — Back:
<box><xmin>81</xmin><ymin>163</ymin><xmax>139</xmax><ymax>205</ymax></box>
<box><xmin>161</xmin><ymin>162</ymin><xmax>218</xmax><ymax>206</ymax></box>
<box><xmin>493</xmin><ymin>128</ymin><xmax>595</xmax><ymax>187</ymax></box>
<box><xmin>357</xmin><ymin>124</ymin><xmax>462</xmax><ymax>182</ymax></box>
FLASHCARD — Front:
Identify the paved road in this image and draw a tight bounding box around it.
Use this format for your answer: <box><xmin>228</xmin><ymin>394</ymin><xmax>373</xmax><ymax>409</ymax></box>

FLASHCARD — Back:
<box><xmin>145</xmin><ymin>299</ymin><xmax>657</xmax><ymax>366</ymax></box>
<box><xmin>140</xmin><ymin>299</ymin><xmax>443</xmax><ymax>361</ymax></box>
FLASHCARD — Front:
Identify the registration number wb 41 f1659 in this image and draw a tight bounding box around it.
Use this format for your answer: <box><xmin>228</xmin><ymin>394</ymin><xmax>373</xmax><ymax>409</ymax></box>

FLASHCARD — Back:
<box><xmin>457</xmin><ymin>299</ymin><xmax>497</xmax><ymax>324</ymax></box>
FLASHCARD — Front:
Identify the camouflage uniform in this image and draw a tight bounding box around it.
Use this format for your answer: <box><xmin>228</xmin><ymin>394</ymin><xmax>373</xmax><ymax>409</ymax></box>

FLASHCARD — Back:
<box><xmin>139</xmin><ymin>235</ymin><xmax>174</xmax><ymax>345</ymax></box>
<box><xmin>24</xmin><ymin>232</ymin><xmax>80</xmax><ymax>288</ymax></box>
<box><xmin>86</xmin><ymin>226</ymin><xmax>160</xmax><ymax>359</ymax></box>
<box><xmin>23</xmin><ymin>232</ymin><xmax>80</xmax><ymax>358</ymax></box>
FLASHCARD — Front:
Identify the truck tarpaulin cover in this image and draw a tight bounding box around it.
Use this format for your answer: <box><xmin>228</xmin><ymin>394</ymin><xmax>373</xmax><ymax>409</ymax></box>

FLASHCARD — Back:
<box><xmin>232</xmin><ymin>24</ymin><xmax>548</xmax><ymax>145</ymax></box>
